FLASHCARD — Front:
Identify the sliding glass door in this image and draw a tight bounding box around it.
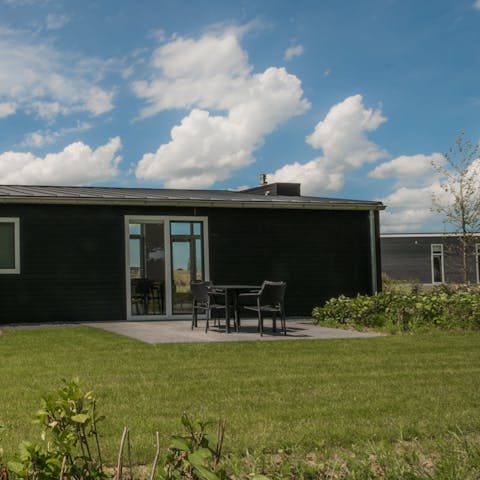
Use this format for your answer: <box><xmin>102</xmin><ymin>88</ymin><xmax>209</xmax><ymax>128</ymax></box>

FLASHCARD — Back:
<box><xmin>128</xmin><ymin>222</ymin><xmax>166</xmax><ymax>316</ymax></box>
<box><xmin>125</xmin><ymin>216</ymin><xmax>208</xmax><ymax>318</ymax></box>
<box><xmin>171</xmin><ymin>221</ymin><xmax>204</xmax><ymax>314</ymax></box>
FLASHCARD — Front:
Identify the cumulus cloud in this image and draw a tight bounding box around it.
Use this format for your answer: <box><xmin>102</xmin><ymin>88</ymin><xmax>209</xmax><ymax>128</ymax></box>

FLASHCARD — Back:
<box><xmin>369</xmin><ymin>153</ymin><xmax>444</xmax><ymax>186</ymax></box>
<box><xmin>0</xmin><ymin>26</ymin><xmax>114</xmax><ymax>119</ymax></box>
<box><xmin>0</xmin><ymin>101</ymin><xmax>16</xmax><ymax>118</ymax></box>
<box><xmin>0</xmin><ymin>137</ymin><xmax>122</xmax><ymax>185</ymax></box>
<box><xmin>379</xmin><ymin>184</ymin><xmax>444</xmax><ymax>232</ymax></box>
<box><xmin>268</xmin><ymin>94</ymin><xmax>387</xmax><ymax>195</ymax></box>
<box><xmin>134</xmin><ymin>28</ymin><xmax>310</xmax><ymax>188</ymax></box>
<box><xmin>284</xmin><ymin>45</ymin><xmax>304</xmax><ymax>61</ymax></box>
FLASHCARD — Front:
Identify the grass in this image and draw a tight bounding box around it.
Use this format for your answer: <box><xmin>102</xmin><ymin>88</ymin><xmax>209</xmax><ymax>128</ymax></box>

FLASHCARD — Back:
<box><xmin>0</xmin><ymin>326</ymin><xmax>479</xmax><ymax>473</ymax></box>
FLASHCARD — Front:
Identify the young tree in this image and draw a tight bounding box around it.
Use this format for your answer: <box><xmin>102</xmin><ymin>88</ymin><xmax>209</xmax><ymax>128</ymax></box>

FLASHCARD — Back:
<box><xmin>431</xmin><ymin>131</ymin><xmax>480</xmax><ymax>283</ymax></box>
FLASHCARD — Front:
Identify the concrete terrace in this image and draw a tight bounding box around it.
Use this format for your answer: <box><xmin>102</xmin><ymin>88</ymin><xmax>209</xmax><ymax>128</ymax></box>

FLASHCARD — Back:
<box><xmin>84</xmin><ymin>318</ymin><xmax>380</xmax><ymax>344</ymax></box>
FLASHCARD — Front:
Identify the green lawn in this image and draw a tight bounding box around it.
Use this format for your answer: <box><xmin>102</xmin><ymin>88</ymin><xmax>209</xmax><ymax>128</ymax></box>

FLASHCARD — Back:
<box><xmin>0</xmin><ymin>326</ymin><xmax>479</xmax><ymax>468</ymax></box>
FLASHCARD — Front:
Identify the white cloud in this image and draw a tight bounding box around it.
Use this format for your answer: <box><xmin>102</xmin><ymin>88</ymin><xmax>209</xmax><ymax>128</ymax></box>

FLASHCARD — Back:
<box><xmin>134</xmin><ymin>28</ymin><xmax>310</xmax><ymax>188</ymax></box>
<box><xmin>21</xmin><ymin>121</ymin><xmax>92</xmax><ymax>148</ymax></box>
<box><xmin>306</xmin><ymin>94</ymin><xmax>387</xmax><ymax>166</ymax></box>
<box><xmin>284</xmin><ymin>45</ymin><xmax>304</xmax><ymax>61</ymax></box>
<box><xmin>0</xmin><ymin>137</ymin><xmax>122</xmax><ymax>185</ymax></box>
<box><xmin>132</xmin><ymin>29</ymin><xmax>253</xmax><ymax>116</ymax></box>
<box><xmin>368</xmin><ymin>153</ymin><xmax>443</xmax><ymax>186</ymax></box>
<box><xmin>379</xmin><ymin>185</ymin><xmax>437</xmax><ymax>232</ymax></box>
<box><xmin>0</xmin><ymin>101</ymin><xmax>16</xmax><ymax>118</ymax></box>
<box><xmin>475</xmin><ymin>0</ymin><xmax>480</xmax><ymax>10</ymax></box>
<box><xmin>268</xmin><ymin>94</ymin><xmax>387</xmax><ymax>195</ymax></box>
<box><xmin>0</xmin><ymin>26</ymin><xmax>114</xmax><ymax>118</ymax></box>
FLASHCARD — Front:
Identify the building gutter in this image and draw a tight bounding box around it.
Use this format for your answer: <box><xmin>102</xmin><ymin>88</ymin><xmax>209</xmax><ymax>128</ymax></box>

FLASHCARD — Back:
<box><xmin>0</xmin><ymin>196</ymin><xmax>385</xmax><ymax>211</ymax></box>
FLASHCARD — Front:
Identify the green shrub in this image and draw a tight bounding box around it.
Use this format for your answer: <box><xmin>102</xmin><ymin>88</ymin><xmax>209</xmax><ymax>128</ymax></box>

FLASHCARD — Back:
<box><xmin>312</xmin><ymin>289</ymin><xmax>480</xmax><ymax>333</ymax></box>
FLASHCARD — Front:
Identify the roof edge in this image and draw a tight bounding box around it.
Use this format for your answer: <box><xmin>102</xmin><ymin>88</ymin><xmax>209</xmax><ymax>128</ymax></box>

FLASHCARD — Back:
<box><xmin>0</xmin><ymin>196</ymin><xmax>385</xmax><ymax>211</ymax></box>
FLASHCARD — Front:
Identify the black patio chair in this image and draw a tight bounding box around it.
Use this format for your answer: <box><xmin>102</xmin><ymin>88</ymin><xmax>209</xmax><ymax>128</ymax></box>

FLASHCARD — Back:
<box><xmin>239</xmin><ymin>280</ymin><xmax>287</xmax><ymax>336</ymax></box>
<box><xmin>131</xmin><ymin>278</ymin><xmax>164</xmax><ymax>315</ymax></box>
<box><xmin>190</xmin><ymin>280</ymin><xmax>228</xmax><ymax>333</ymax></box>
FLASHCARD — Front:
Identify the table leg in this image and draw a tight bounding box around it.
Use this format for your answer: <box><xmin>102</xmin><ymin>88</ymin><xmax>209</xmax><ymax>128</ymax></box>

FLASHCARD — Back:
<box><xmin>224</xmin><ymin>290</ymin><xmax>230</xmax><ymax>333</ymax></box>
<box><xmin>233</xmin><ymin>292</ymin><xmax>240</xmax><ymax>332</ymax></box>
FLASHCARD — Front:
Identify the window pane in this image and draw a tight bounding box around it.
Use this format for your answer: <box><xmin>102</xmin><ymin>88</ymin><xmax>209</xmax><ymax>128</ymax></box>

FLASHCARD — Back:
<box><xmin>129</xmin><ymin>223</ymin><xmax>141</xmax><ymax>235</ymax></box>
<box><xmin>0</xmin><ymin>222</ymin><xmax>15</xmax><ymax>269</ymax></box>
<box><xmin>193</xmin><ymin>222</ymin><xmax>201</xmax><ymax>235</ymax></box>
<box><xmin>195</xmin><ymin>238</ymin><xmax>203</xmax><ymax>280</ymax></box>
<box><xmin>171</xmin><ymin>222</ymin><xmax>191</xmax><ymax>235</ymax></box>
<box><xmin>433</xmin><ymin>256</ymin><xmax>443</xmax><ymax>283</ymax></box>
<box><xmin>129</xmin><ymin>238</ymin><xmax>141</xmax><ymax>278</ymax></box>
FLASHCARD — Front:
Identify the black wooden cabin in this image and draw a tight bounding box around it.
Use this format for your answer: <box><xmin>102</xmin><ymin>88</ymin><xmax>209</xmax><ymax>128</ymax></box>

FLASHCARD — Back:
<box><xmin>0</xmin><ymin>184</ymin><xmax>384</xmax><ymax>323</ymax></box>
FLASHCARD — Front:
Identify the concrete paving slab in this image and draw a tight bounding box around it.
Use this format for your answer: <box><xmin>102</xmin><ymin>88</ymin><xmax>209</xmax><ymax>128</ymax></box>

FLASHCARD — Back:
<box><xmin>84</xmin><ymin>318</ymin><xmax>381</xmax><ymax>344</ymax></box>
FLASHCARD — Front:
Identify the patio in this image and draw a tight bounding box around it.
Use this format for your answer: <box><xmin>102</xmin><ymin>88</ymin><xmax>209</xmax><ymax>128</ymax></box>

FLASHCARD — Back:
<box><xmin>84</xmin><ymin>318</ymin><xmax>381</xmax><ymax>344</ymax></box>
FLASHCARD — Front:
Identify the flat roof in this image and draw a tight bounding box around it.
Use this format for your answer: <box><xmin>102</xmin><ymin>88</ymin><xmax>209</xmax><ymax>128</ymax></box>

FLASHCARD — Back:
<box><xmin>0</xmin><ymin>185</ymin><xmax>385</xmax><ymax>211</ymax></box>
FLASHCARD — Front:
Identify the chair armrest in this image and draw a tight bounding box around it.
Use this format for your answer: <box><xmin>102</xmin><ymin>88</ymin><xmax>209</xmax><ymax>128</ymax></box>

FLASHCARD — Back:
<box><xmin>237</xmin><ymin>292</ymin><xmax>259</xmax><ymax>298</ymax></box>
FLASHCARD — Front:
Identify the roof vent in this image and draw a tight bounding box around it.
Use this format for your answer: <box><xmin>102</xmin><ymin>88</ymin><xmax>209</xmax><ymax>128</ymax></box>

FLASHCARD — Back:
<box><xmin>259</xmin><ymin>173</ymin><xmax>268</xmax><ymax>186</ymax></box>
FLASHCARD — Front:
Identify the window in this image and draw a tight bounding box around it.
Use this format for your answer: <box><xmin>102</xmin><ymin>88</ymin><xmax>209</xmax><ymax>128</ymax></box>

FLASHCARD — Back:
<box><xmin>431</xmin><ymin>244</ymin><xmax>444</xmax><ymax>283</ymax></box>
<box><xmin>0</xmin><ymin>218</ymin><xmax>20</xmax><ymax>274</ymax></box>
<box><xmin>476</xmin><ymin>243</ymin><xmax>480</xmax><ymax>284</ymax></box>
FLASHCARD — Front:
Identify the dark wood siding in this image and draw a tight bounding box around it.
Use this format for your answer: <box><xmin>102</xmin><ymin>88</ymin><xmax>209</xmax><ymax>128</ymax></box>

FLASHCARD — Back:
<box><xmin>0</xmin><ymin>203</ymin><xmax>376</xmax><ymax>322</ymax></box>
<box><xmin>205</xmin><ymin>208</ymin><xmax>373</xmax><ymax>316</ymax></box>
<box><xmin>0</xmin><ymin>204</ymin><xmax>126</xmax><ymax>323</ymax></box>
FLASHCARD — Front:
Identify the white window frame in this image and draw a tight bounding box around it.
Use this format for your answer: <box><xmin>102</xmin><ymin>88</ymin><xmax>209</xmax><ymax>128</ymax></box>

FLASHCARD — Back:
<box><xmin>124</xmin><ymin>215</ymin><xmax>209</xmax><ymax>320</ymax></box>
<box><xmin>0</xmin><ymin>217</ymin><xmax>20</xmax><ymax>274</ymax></box>
<box><xmin>476</xmin><ymin>243</ymin><xmax>480</xmax><ymax>284</ymax></box>
<box><xmin>431</xmin><ymin>243</ymin><xmax>444</xmax><ymax>284</ymax></box>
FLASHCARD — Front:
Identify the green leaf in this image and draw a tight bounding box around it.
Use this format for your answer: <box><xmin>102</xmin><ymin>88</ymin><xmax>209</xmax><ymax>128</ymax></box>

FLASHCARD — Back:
<box><xmin>7</xmin><ymin>461</ymin><xmax>26</xmax><ymax>475</ymax></box>
<box><xmin>170</xmin><ymin>436</ymin><xmax>191</xmax><ymax>451</ymax></box>
<box><xmin>188</xmin><ymin>447</ymin><xmax>213</xmax><ymax>467</ymax></box>
<box><xmin>193</xmin><ymin>464</ymin><xmax>221</xmax><ymax>480</ymax></box>
<box><xmin>71</xmin><ymin>413</ymin><xmax>90</xmax><ymax>424</ymax></box>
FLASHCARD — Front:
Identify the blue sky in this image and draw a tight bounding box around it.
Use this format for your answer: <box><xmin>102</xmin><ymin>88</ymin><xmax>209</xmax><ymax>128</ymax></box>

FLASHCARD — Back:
<box><xmin>0</xmin><ymin>0</ymin><xmax>479</xmax><ymax>233</ymax></box>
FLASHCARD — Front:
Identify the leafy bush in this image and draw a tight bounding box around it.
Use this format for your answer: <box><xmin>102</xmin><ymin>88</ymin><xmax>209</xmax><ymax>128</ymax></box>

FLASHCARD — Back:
<box><xmin>312</xmin><ymin>289</ymin><xmax>480</xmax><ymax>333</ymax></box>
<box><xmin>0</xmin><ymin>380</ymin><xmax>265</xmax><ymax>480</ymax></box>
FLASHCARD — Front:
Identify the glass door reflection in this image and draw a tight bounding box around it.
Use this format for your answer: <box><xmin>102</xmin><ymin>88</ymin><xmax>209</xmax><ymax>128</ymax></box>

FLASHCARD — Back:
<box><xmin>170</xmin><ymin>222</ymin><xmax>204</xmax><ymax>314</ymax></box>
<box><xmin>129</xmin><ymin>222</ymin><xmax>166</xmax><ymax>316</ymax></box>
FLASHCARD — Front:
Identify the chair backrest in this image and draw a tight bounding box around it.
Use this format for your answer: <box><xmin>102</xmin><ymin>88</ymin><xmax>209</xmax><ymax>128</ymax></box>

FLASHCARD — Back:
<box><xmin>133</xmin><ymin>278</ymin><xmax>153</xmax><ymax>295</ymax></box>
<box><xmin>259</xmin><ymin>281</ymin><xmax>286</xmax><ymax>306</ymax></box>
<box><xmin>190</xmin><ymin>280</ymin><xmax>212</xmax><ymax>303</ymax></box>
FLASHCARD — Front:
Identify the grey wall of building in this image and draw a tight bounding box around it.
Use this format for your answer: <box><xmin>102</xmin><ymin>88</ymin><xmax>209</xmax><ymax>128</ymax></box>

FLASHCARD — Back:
<box><xmin>381</xmin><ymin>235</ymin><xmax>479</xmax><ymax>284</ymax></box>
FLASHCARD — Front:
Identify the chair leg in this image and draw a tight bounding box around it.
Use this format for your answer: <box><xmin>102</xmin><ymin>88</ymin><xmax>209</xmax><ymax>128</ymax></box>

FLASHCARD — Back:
<box><xmin>205</xmin><ymin>309</ymin><xmax>210</xmax><ymax>333</ymax></box>
<box><xmin>281</xmin><ymin>306</ymin><xmax>286</xmax><ymax>335</ymax></box>
<box><xmin>272</xmin><ymin>312</ymin><xmax>277</xmax><ymax>333</ymax></box>
<box><xmin>191</xmin><ymin>303</ymin><xmax>196</xmax><ymax>330</ymax></box>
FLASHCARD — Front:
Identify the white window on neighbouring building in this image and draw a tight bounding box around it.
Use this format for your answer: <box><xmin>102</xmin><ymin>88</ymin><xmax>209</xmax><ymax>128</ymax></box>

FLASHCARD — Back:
<box><xmin>0</xmin><ymin>218</ymin><xmax>20</xmax><ymax>274</ymax></box>
<box><xmin>476</xmin><ymin>243</ymin><xmax>480</xmax><ymax>284</ymax></box>
<box><xmin>431</xmin><ymin>243</ymin><xmax>444</xmax><ymax>284</ymax></box>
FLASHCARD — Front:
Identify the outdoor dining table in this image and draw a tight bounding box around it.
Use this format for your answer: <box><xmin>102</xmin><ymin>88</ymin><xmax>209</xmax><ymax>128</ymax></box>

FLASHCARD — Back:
<box><xmin>210</xmin><ymin>284</ymin><xmax>261</xmax><ymax>333</ymax></box>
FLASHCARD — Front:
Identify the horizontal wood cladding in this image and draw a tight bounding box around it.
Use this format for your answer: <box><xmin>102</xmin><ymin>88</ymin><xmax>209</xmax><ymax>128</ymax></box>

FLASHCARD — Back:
<box><xmin>0</xmin><ymin>203</ymin><xmax>374</xmax><ymax>322</ymax></box>
<box><xmin>0</xmin><ymin>205</ymin><xmax>123</xmax><ymax>322</ymax></box>
<box><xmin>204</xmin><ymin>208</ymin><xmax>373</xmax><ymax>316</ymax></box>
<box><xmin>381</xmin><ymin>236</ymin><xmax>478</xmax><ymax>284</ymax></box>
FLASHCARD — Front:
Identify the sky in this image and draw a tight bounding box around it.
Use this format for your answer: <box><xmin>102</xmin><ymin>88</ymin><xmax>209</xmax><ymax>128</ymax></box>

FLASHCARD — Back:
<box><xmin>0</xmin><ymin>0</ymin><xmax>479</xmax><ymax>233</ymax></box>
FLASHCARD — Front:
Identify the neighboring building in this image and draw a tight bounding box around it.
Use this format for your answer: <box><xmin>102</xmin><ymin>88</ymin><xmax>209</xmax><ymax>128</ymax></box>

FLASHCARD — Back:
<box><xmin>0</xmin><ymin>183</ymin><xmax>384</xmax><ymax>323</ymax></box>
<box><xmin>381</xmin><ymin>233</ymin><xmax>480</xmax><ymax>284</ymax></box>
